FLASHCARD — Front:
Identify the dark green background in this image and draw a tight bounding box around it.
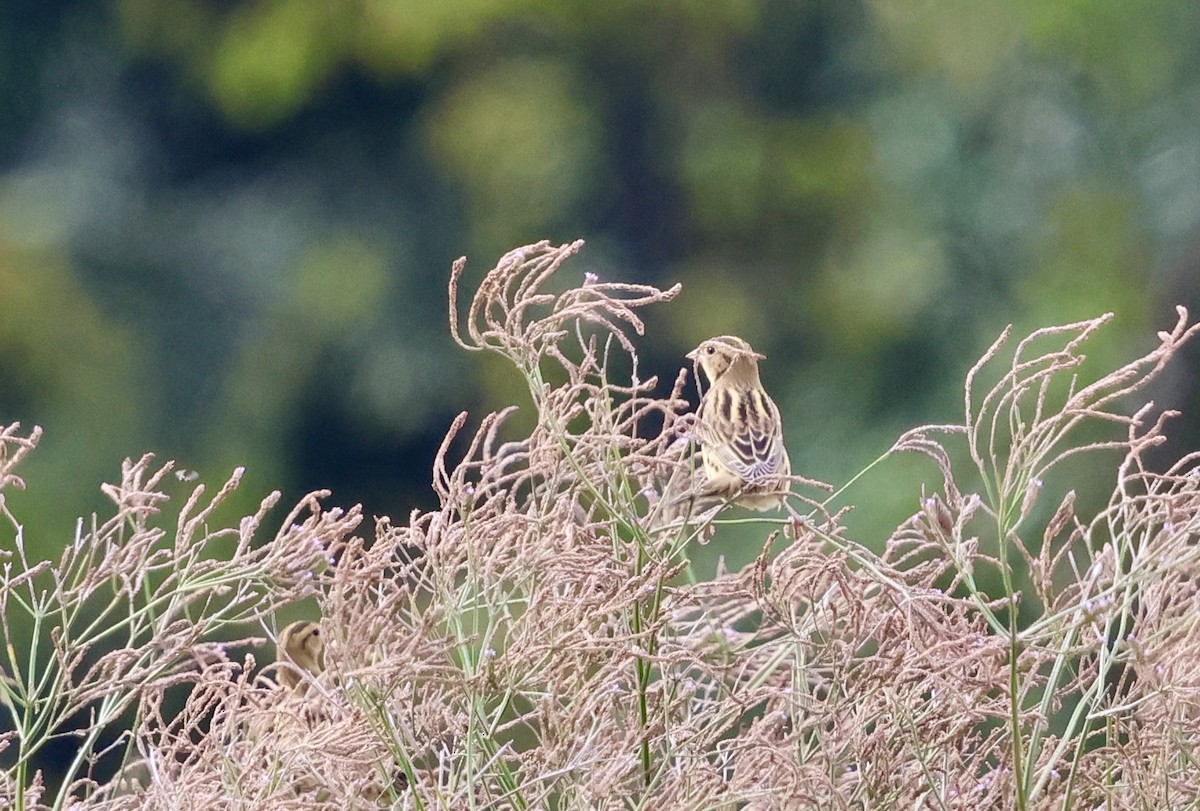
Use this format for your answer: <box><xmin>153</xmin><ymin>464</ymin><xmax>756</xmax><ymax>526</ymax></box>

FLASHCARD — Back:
<box><xmin>3</xmin><ymin>0</ymin><xmax>1200</xmax><ymax>570</ymax></box>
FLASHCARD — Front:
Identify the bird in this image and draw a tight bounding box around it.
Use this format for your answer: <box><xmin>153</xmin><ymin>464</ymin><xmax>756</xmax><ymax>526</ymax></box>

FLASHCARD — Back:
<box><xmin>242</xmin><ymin>621</ymin><xmax>329</xmax><ymax>797</ymax></box>
<box><xmin>686</xmin><ymin>335</ymin><xmax>791</xmax><ymax>511</ymax></box>
<box><xmin>267</xmin><ymin>621</ymin><xmax>413</xmax><ymax>800</ymax></box>
<box><xmin>275</xmin><ymin>620</ymin><xmax>324</xmax><ymax>693</ymax></box>
<box><xmin>111</xmin><ymin>621</ymin><xmax>330</xmax><ymax>798</ymax></box>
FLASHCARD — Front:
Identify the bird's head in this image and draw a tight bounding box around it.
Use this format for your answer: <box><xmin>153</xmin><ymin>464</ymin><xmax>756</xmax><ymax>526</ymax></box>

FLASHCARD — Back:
<box><xmin>686</xmin><ymin>335</ymin><xmax>765</xmax><ymax>385</ymax></box>
<box><xmin>276</xmin><ymin>620</ymin><xmax>324</xmax><ymax>690</ymax></box>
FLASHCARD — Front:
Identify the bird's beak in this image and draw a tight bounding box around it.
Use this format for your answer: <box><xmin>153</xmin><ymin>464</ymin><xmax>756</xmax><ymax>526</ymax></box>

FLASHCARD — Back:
<box><xmin>685</xmin><ymin>349</ymin><xmax>698</xmax><ymax>361</ymax></box>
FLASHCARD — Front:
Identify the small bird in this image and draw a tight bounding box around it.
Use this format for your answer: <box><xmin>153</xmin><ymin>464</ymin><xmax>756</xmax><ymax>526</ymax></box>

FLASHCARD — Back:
<box><xmin>686</xmin><ymin>335</ymin><xmax>791</xmax><ymax>510</ymax></box>
<box><xmin>276</xmin><ymin>620</ymin><xmax>324</xmax><ymax>693</ymax></box>
<box><xmin>272</xmin><ymin>620</ymin><xmax>412</xmax><ymax>800</ymax></box>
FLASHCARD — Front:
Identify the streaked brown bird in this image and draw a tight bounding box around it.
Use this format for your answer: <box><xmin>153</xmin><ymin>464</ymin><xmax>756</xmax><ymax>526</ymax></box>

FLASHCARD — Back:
<box><xmin>272</xmin><ymin>620</ymin><xmax>411</xmax><ymax>799</ymax></box>
<box><xmin>687</xmin><ymin>335</ymin><xmax>791</xmax><ymax>510</ymax></box>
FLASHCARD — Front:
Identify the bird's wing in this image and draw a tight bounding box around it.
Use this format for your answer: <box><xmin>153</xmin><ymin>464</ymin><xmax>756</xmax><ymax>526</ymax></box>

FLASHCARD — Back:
<box><xmin>699</xmin><ymin>387</ymin><xmax>789</xmax><ymax>485</ymax></box>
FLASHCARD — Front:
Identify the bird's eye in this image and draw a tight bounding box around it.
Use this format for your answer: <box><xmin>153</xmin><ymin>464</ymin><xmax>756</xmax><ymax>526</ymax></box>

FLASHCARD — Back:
<box><xmin>705</xmin><ymin>346</ymin><xmax>715</xmax><ymax>355</ymax></box>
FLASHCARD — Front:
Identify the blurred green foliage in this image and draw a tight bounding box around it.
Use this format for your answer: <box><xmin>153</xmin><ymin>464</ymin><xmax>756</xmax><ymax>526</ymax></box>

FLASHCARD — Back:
<box><xmin>2</xmin><ymin>0</ymin><xmax>1200</xmax><ymax>571</ymax></box>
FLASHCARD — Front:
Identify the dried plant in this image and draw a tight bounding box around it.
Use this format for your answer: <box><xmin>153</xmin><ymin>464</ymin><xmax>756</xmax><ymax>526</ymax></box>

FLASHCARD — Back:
<box><xmin>3</xmin><ymin>241</ymin><xmax>1200</xmax><ymax>810</ymax></box>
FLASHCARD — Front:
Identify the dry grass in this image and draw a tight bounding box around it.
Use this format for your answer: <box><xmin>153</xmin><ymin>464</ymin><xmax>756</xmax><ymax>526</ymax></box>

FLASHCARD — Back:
<box><xmin>3</xmin><ymin>240</ymin><xmax>1200</xmax><ymax>809</ymax></box>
